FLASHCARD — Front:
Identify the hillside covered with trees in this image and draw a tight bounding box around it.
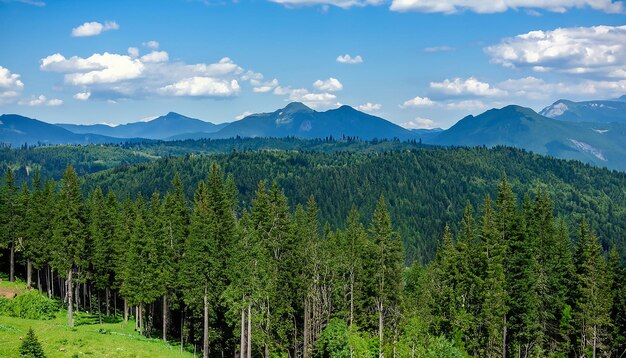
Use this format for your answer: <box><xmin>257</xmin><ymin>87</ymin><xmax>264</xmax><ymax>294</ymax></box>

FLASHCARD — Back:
<box><xmin>1</xmin><ymin>161</ymin><xmax>625</xmax><ymax>357</ymax></box>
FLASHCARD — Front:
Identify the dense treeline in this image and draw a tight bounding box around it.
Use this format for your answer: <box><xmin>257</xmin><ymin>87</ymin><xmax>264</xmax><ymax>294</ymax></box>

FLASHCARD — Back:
<box><xmin>0</xmin><ymin>137</ymin><xmax>423</xmax><ymax>183</ymax></box>
<box><xmin>1</xmin><ymin>164</ymin><xmax>625</xmax><ymax>357</ymax></box>
<box><xmin>83</xmin><ymin>148</ymin><xmax>626</xmax><ymax>263</ymax></box>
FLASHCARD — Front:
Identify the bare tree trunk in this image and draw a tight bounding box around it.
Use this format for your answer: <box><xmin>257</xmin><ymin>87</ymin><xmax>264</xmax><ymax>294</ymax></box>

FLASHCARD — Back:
<box><xmin>98</xmin><ymin>291</ymin><xmax>103</xmax><ymax>323</ymax></box>
<box><xmin>163</xmin><ymin>294</ymin><xmax>168</xmax><ymax>342</ymax></box>
<box><xmin>378</xmin><ymin>301</ymin><xmax>384</xmax><ymax>358</ymax></box>
<box><xmin>593</xmin><ymin>324</ymin><xmax>597</xmax><ymax>358</ymax></box>
<box><xmin>247</xmin><ymin>304</ymin><xmax>252</xmax><ymax>358</ymax></box>
<box><xmin>9</xmin><ymin>242</ymin><xmax>15</xmax><ymax>282</ymax></box>
<box><xmin>304</xmin><ymin>298</ymin><xmax>309</xmax><ymax>358</ymax></box>
<box><xmin>67</xmin><ymin>269</ymin><xmax>74</xmax><ymax>327</ymax></box>
<box><xmin>204</xmin><ymin>288</ymin><xmax>209</xmax><ymax>358</ymax></box>
<box><xmin>125</xmin><ymin>300</ymin><xmax>129</xmax><ymax>323</ymax></box>
<box><xmin>47</xmin><ymin>267</ymin><xmax>52</xmax><ymax>298</ymax></box>
<box><xmin>26</xmin><ymin>260</ymin><xmax>32</xmax><ymax>288</ymax></box>
<box><xmin>240</xmin><ymin>305</ymin><xmax>246</xmax><ymax>358</ymax></box>
<box><xmin>181</xmin><ymin>306</ymin><xmax>185</xmax><ymax>354</ymax></box>
<box><xmin>106</xmin><ymin>288</ymin><xmax>111</xmax><ymax>317</ymax></box>
<box><xmin>37</xmin><ymin>269</ymin><xmax>42</xmax><ymax>293</ymax></box>
<box><xmin>114</xmin><ymin>291</ymin><xmax>117</xmax><ymax>318</ymax></box>
<box><xmin>350</xmin><ymin>273</ymin><xmax>354</xmax><ymax>326</ymax></box>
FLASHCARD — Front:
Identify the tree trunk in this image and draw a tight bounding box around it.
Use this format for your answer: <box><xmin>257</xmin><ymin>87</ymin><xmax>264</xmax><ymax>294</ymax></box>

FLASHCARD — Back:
<box><xmin>67</xmin><ymin>269</ymin><xmax>74</xmax><ymax>327</ymax></box>
<box><xmin>204</xmin><ymin>289</ymin><xmax>209</xmax><ymax>358</ymax></box>
<box><xmin>114</xmin><ymin>291</ymin><xmax>117</xmax><ymax>318</ymax></box>
<box><xmin>593</xmin><ymin>324</ymin><xmax>597</xmax><ymax>358</ymax></box>
<box><xmin>26</xmin><ymin>260</ymin><xmax>32</xmax><ymax>288</ymax></box>
<box><xmin>163</xmin><ymin>294</ymin><xmax>168</xmax><ymax>342</ymax></box>
<box><xmin>304</xmin><ymin>298</ymin><xmax>309</xmax><ymax>358</ymax></box>
<box><xmin>106</xmin><ymin>287</ymin><xmax>111</xmax><ymax>317</ymax></box>
<box><xmin>9</xmin><ymin>242</ymin><xmax>15</xmax><ymax>282</ymax></box>
<box><xmin>98</xmin><ymin>290</ymin><xmax>102</xmax><ymax>324</ymax></box>
<box><xmin>37</xmin><ymin>269</ymin><xmax>42</xmax><ymax>293</ymax></box>
<box><xmin>247</xmin><ymin>304</ymin><xmax>252</xmax><ymax>358</ymax></box>
<box><xmin>350</xmin><ymin>272</ymin><xmax>354</xmax><ymax>326</ymax></box>
<box><xmin>124</xmin><ymin>298</ymin><xmax>128</xmax><ymax>323</ymax></box>
<box><xmin>47</xmin><ymin>267</ymin><xmax>52</xmax><ymax>298</ymax></box>
<box><xmin>502</xmin><ymin>314</ymin><xmax>507</xmax><ymax>358</ymax></box>
<box><xmin>240</xmin><ymin>305</ymin><xmax>246</xmax><ymax>358</ymax></box>
<box><xmin>378</xmin><ymin>301</ymin><xmax>384</xmax><ymax>358</ymax></box>
<box><xmin>181</xmin><ymin>306</ymin><xmax>185</xmax><ymax>354</ymax></box>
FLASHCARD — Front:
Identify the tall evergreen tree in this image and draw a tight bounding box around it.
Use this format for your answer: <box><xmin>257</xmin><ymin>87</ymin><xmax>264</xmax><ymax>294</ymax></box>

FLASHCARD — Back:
<box><xmin>51</xmin><ymin>165</ymin><xmax>86</xmax><ymax>327</ymax></box>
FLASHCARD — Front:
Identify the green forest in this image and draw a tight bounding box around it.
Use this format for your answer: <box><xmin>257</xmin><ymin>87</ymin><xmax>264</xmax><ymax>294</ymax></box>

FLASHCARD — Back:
<box><xmin>1</xmin><ymin>153</ymin><xmax>625</xmax><ymax>357</ymax></box>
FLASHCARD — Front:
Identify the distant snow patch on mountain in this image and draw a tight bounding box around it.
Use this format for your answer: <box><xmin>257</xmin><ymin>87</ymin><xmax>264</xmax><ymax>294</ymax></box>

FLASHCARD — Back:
<box><xmin>569</xmin><ymin>139</ymin><xmax>606</xmax><ymax>161</ymax></box>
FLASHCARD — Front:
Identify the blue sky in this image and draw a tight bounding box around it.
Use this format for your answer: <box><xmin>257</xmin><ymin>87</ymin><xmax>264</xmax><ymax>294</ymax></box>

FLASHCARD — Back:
<box><xmin>1</xmin><ymin>0</ymin><xmax>625</xmax><ymax>128</ymax></box>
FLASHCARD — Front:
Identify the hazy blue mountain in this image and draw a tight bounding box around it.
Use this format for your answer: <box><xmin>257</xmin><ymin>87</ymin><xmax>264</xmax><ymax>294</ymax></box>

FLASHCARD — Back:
<box><xmin>433</xmin><ymin>105</ymin><xmax>626</xmax><ymax>171</ymax></box>
<box><xmin>539</xmin><ymin>98</ymin><xmax>626</xmax><ymax>124</ymax></box>
<box><xmin>0</xmin><ymin>114</ymin><xmax>124</xmax><ymax>147</ymax></box>
<box><xmin>210</xmin><ymin>102</ymin><xmax>417</xmax><ymax>140</ymax></box>
<box><xmin>410</xmin><ymin>128</ymin><xmax>443</xmax><ymax>143</ymax></box>
<box><xmin>58</xmin><ymin>112</ymin><xmax>227</xmax><ymax>140</ymax></box>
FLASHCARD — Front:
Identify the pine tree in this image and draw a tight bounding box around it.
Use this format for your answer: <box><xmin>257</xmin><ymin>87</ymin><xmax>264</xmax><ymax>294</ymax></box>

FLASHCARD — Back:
<box><xmin>479</xmin><ymin>195</ymin><xmax>507</xmax><ymax>358</ymax></box>
<box><xmin>369</xmin><ymin>195</ymin><xmax>403</xmax><ymax>358</ymax></box>
<box><xmin>1</xmin><ymin>168</ymin><xmax>18</xmax><ymax>282</ymax></box>
<box><xmin>181</xmin><ymin>181</ymin><xmax>218</xmax><ymax>358</ymax></box>
<box><xmin>16</xmin><ymin>183</ymin><xmax>31</xmax><ymax>287</ymax></box>
<box><xmin>51</xmin><ymin>165</ymin><xmax>86</xmax><ymax>328</ymax></box>
<box><xmin>19</xmin><ymin>328</ymin><xmax>45</xmax><ymax>358</ymax></box>
<box><xmin>574</xmin><ymin>219</ymin><xmax>612</xmax><ymax>357</ymax></box>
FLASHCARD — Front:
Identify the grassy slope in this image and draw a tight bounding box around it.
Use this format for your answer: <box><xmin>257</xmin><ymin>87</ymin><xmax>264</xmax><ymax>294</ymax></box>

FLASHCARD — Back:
<box><xmin>0</xmin><ymin>281</ymin><xmax>192</xmax><ymax>358</ymax></box>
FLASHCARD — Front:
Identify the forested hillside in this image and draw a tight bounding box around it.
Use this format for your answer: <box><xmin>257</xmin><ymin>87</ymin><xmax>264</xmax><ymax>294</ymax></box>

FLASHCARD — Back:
<box><xmin>82</xmin><ymin>147</ymin><xmax>626</xmax><ymax>263</ymax></box>
<box><xmin>1</xmin><ymin>164</ymin><xmax>624</xmax><ymax>357</ymax></box>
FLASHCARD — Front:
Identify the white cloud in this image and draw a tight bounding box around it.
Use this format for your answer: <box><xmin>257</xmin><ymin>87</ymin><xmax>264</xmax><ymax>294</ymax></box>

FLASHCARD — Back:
<box><xmin>430</xmin><ymin>77</ymin><xmax>507</xmax><ymax>97</ymax></box>
<box><xmin>400</xmin><ymin>95</ymin><xmax>434</xmax><ymax>108</ymax></box>
<box><xmin>251</xmin><ymin>78</ymin><xmax>279</xmax><ymax>93</ymax></box>
<box><xmin>389</xmin><ymin>0</ymin><xmax>624</xmax><ymax>13</ymax></box>
<box><xmin>128</xmin><ymin>47</ymin><xmax>139</xmax><ymax>58</ymax></box>
<box><xmin>0</xmin><ymin>66</ymin><xmax>24</xmax><ymax>104</ymax></box>
<box><xmin>486</xmin><ymin>25</ymin><xmax>626</xmax><ymax>78</ymax></box>
<box><xmin>235</xmin><ymin>111</ymin><xmax>254</xmax><ymax>120</ymax></box>
<box><xmin>445</xmin><ymin>100</ymin><xmax>487</xmax><ymax>111</ymax></box>
<box><xmin>18</xmin><ymin>95</ymin><xmax>63</xmax><ymax>106</ymax></box>
<box><xmin>402</xmin><ymin>117</ymin><xmax>437</xmax><ymax>129</ymax></box>
<box><xmin>140</xmin><ymin>51</ymin><xmax>169</xmax><ymax>63</ymax></box>
<box><xmin>357</xmin><ymin>102</ymin><xmax>382</xmax><ymax>113</ymax></box>
<box><xmin>270</xmin><ymin>0</ymin><xmax>383</xmax><ymax>8</ymax></box>
<box><xmin>313</xmin><ymin>77</ymin><xmax>343</xmax><ymax>91</ymax></box>
<box><xmin>73</xmin><ymin>92</ymin><xmax>91</xmax><ymax>100</ymax></box>
<box><xmin>143</xmin><ymin>41</ymin><xmax>160</xmax><ymax>49</ymax></box>
<box><xmin>71</xmin><ymin>21</ymin><xmax>119</xmax><ymax>37</ymax></box>
<box><xmin>159</xmin><ymin>77</ymin><xmax>240</xmax><ymax>97</ymax></box>
<box><xmin>40</xmin><ymin>52</ymin><xmax>145</xmax><ymax>85</ymax></box>
<box><xmin>423</xmin><ymin>46</ymin><xmax>455</xmax><ymax>52</ymax></box>
<box><xmin>274</xmin><ymin>86</ymin><xmax>338</xmax><ymax>109</ymax></box>
<box><xmin>336</xmin><ymin>54</ymin><xmax>363</xmax><ymax>64</ymax></box>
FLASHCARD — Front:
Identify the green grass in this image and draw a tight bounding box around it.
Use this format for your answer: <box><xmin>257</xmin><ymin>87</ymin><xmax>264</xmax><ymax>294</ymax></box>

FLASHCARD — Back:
<box><xmin>0</xmin><ymin>308</ymin><xmax>192</xmax><ymax>357</ymax></box>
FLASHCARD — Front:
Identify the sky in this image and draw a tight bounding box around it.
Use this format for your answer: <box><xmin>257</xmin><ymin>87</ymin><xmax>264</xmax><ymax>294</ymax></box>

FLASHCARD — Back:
<box><xmin>0</xmin><ymin>0</ymin><xmax>625</xmax><ymax>129</ymax></box>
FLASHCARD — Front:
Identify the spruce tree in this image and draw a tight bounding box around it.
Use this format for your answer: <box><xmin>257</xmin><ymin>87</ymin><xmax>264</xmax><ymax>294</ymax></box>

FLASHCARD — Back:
<box><xmin>19</xmin><ymin>328</ymin><xmax>45</xmax><ymax>358</ymax></box>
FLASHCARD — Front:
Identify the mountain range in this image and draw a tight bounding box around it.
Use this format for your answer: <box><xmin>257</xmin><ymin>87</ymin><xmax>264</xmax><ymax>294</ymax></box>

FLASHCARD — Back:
<box><xmin>2</xmin><ymin>97</ymin><xmax>626</xmax><ymax>170</ymax></box>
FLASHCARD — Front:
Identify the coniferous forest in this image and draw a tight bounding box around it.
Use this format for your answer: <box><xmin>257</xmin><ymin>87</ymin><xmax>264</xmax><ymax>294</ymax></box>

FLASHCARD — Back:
<box><xmin>1</xmin><ymin>156</ymin><xmax>625</xmax><ymax>357</ymax></box>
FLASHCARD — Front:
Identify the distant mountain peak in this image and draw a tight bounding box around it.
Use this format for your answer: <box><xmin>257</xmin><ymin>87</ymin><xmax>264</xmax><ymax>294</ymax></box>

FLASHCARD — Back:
<box><xmin>281</xmin><ymin>102</ymin><xmax>314</xmax><ymax>113</ymax></box>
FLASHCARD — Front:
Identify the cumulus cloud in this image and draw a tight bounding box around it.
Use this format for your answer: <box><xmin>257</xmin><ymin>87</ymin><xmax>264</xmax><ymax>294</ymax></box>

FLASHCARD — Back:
<box><xmin>143</xmin><ymin>41</ymin><xmax>160</xmax><ymax>49</ymax></box>
<box><xmin>0</xmin><ymin>66</ymin><xmax>24</xmax><ymax>104</ymax></box>
<box><xmin>39</xmin><ymin>47</ymin><xmax>251</xmax><ymax>100</ymax></box>
<box><xmin>486</xmin><ymin>25</ymin><xmax>626</xmax><ymax>78</ymax></box>
<box><xmin>445</xmin><ymin>100</ymin><xmax>488</xmax><ymax>111</ymax></box>
<box><xmin>389</xmin><ymin>0</ymin><xmax>624</xmax><ymax>13</ymax></box>
<box><xmin>128</xmin><ymin>47</ymin><xmax>139</xmax><ymax>58</ymax></box>
<box><xmin>18</xmin><ymin>95</ymin><xmax>63</xmax><ymax>106</ymax></box>
<box><xmin>73</xmin><ymin>92</ymin><xmax>91</xmax><ymax>100</ymax></box>
<box><xmin>251</xmin><ymin>78</ymin><xmax>279</xmax><ymax>93</ymax></box>
<box><xmin>402</xmin><ymin>117</ymin><xmax>437</xmax><ymax>129</ymax></box>
<box><xmin>71</xmin><ymin>21</ymin><xmax>119</xmax><ymax>37</ymax></box>
<box><xmin>140</xmin><ymin>51</ymin><xmax>169</xmax><ymax>63</ymax></box>
<box><xmin>313</xmin><ymin>77</ymin><xmax>343</xmax><ymax>91</ymax></box>
<box><xmin>159</xmin><ymin>78</ymin><xmax>240</xmax><ymax>97</ymax></box>
<box><xmin>357</xmin><ymin>102</ymin><xmax>382</xmax><ymax>113</ymax></box>
<box><xmin>430</xmin><ymin>77</ymin><xmax>507</xmax><ymax>97</ymax></box>
<box><xmin>336</xmin><ymin>54</ymin><xmax>363</xmax><ymax>64</ymax></box>
<box><xmin>400</xmin><ymin>96</ymin><xmax>434</xmax><ymax>108</ymax></box>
